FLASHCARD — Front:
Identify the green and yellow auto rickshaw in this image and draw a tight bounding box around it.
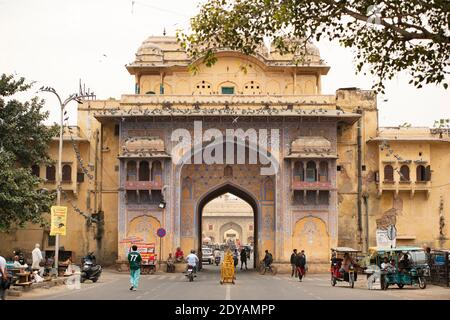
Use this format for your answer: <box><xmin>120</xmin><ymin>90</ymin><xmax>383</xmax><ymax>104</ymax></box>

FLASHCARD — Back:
<box><xmin>370</xmin><ymin>246</ymin><xmax>429</xmax><ymax>290</ymax></box>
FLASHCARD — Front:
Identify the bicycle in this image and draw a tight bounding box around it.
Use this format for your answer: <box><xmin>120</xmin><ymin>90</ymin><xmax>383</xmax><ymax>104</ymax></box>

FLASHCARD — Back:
<box><xmin>259</xmin><ymin>261</ymin><xmax>277</xmax><ymax>275</ymax></box>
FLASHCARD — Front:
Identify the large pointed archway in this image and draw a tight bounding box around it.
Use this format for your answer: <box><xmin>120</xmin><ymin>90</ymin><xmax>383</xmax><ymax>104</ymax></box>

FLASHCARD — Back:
<box><xmin>196</xmin><ymin>182</ymin><xmax>260</xmax><ymax>269</ymax></box>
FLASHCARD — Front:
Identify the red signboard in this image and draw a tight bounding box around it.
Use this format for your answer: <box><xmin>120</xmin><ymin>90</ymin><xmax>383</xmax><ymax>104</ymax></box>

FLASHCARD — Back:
<box><xmin>130</xmin><ymin>242</ymin><xmax>157</xmax><ymax>265</ymax></box>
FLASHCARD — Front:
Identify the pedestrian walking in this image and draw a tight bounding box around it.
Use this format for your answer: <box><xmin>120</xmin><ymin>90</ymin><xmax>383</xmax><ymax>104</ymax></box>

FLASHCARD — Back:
<box><xmin>128</xmin><ymin>245</ymin><xmax>142</xmax><ymax>291</ymax></box>
<box><xmin>0</xmin><ymin>255</ymin><xmax>9</xmax><ymax>300</ymax></box>
<box><xmin>295</xmin><ymin>251</ymin><xmax>306</xmax><ymax>282</ymax></box>
<box><xmin>233</xmin><ymin>249</ymin><xmax>239</xmax><ymax>269</ymax></box>
<box><xmin>290</xmin><ymin>249</ymin><xmax>298</xmax><ymax>277</ymax></box>
<box><xmin>301</xmin><ymin>250</ymin><xmax>307</xmax><ymax>278</ymax></box>
<box><xmin>240</xmin><ymin>249</ymin><xmax>248</xmax><ymax>270</ymax></box>
<box><xmin>32</xmin><ymin>243</ymin><xmax>43</xmax><ymax>271</ymax></box>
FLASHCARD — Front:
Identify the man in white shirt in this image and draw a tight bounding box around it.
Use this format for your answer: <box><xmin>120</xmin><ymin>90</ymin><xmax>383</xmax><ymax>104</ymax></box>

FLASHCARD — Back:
<box><xmin>13</xmin><ymin>255</ymin><xmax>28</xmax><ymax>269</ymax></box>
<box><xmin>0</xmin><ymin>255</ymin><xmax>8</xmax><ymax>300</ymax></box>
<box><xmin>381</xmin><ymin>257</ymin><xmax>394</xmax><ymax>272</ymax></box>
<box><xmin>185</xmin><ymin>250</ymin><xmax>199</xmax><ymax>273</ymax></box>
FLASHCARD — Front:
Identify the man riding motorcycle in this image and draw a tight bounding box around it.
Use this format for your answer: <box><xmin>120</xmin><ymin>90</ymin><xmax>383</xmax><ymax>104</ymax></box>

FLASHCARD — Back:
<box><xmin>185</xmin><ymin>250</ymin><xmax>199</xmax><ymax>274</ymax></box>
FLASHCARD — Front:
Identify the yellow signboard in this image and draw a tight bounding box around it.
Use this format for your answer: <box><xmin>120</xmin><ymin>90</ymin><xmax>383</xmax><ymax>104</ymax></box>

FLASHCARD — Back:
<box><xmin>50</xmin><ymin>206</ymin><xmax>67</xmax><ymax>236</ymax></box>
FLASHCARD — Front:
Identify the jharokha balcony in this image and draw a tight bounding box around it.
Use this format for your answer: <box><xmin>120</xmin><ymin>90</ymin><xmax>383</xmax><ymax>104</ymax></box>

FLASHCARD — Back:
<box><xmin>292</xmin><ymin>180</ymin><xmax>333</xmax><ymax>190</ymax></box>
<box><xmin>124</xmin><ymin>180</ymin><xmax>162</xmax><ymax>190</ymax></box>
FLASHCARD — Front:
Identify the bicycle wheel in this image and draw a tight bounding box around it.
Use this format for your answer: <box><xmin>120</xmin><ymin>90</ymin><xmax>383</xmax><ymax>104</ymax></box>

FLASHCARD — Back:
<box><xmin>271</xmin><ymin>266</ymin><xmax>278</xmax><ymax>275</ymax></box>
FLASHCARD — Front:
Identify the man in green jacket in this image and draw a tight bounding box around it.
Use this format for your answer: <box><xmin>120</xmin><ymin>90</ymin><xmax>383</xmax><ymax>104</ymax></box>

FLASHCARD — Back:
<box><xmin>128</xmin><ymin>245</ymin><xmax>142</xmax><ymax>291</ymax></box>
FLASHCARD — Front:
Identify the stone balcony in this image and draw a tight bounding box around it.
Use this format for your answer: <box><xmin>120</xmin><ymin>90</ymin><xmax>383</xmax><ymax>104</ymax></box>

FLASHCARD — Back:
<box><xmin>42</xmin><ymin>180</ymin><xmax>80</xmax><ymax>196</ymax></box>
<box><xmin>124</xmin><ymin>180</ymin><xmax>162</xmax><ymax>190</ymax></box>
<box><xmin>377</xmin><ymin>180</ymin><xmax>431</xmax><ymax>198</ymax></box>
<box><xmin>92</xmin><ymin>94</ymin><xmax>361</xmax><ymax>125</ymax></box>
<box><xmin>292</xmin><ymin>180</ymin><xmax>334</xmax><ymax>191</ymax></box>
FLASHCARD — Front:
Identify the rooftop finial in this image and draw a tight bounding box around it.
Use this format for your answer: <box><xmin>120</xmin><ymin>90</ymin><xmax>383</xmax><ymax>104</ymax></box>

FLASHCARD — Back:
<box><xmin>163</xmin><ymin>28</ymin><xmax>166</xmax><ymax>36</ymax></box>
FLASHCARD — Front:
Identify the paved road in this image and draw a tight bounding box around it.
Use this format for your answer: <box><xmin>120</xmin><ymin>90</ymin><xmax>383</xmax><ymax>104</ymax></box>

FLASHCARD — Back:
<box><xmin>11</xmin><ymin>265</ymin><xmax>450</xmax><ymax>300</ymax></box>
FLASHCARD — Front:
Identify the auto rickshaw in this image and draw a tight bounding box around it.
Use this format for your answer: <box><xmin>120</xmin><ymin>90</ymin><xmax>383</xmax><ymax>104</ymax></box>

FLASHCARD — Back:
<box><xmin>330</xmin><ymin>247</ymin><xmax>360</xmax><ymax>288</ymax></box>
<box><xmin>369</xmin><ymin>246</ymin><xmax>429</xmax><ymax>290</ymax></box>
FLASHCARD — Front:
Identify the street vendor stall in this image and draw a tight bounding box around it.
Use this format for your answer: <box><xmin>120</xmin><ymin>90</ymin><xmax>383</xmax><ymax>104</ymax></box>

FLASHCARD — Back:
<box><xmin>131</xmin><ymin>243</ymin><xmax>157</xmax><ymax>274</ymax></box>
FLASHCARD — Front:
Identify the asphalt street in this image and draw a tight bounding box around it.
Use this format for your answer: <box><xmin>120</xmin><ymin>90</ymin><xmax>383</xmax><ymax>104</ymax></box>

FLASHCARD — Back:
<box><xmin>9</xmin><ymin>265</ymin><xmax>450</xmax><ymax>300</ymax></box>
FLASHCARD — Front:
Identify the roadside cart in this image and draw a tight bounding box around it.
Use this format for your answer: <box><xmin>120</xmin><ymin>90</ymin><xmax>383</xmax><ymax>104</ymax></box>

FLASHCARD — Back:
<box><xmin>132</xmin><ymin>243</ymin><xmax>157</xmax><ymax>274</ymax></box>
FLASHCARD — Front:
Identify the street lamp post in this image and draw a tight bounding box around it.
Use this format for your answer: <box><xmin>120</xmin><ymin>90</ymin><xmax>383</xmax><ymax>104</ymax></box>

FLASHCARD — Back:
<box><xmin>40</xmin><ymin>86</ymin><xmax>95</xmax><ymax>272</ymax></box>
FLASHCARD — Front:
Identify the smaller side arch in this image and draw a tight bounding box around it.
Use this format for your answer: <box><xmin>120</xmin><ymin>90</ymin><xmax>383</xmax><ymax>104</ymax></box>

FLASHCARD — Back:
<box><xmin>292</xmin><ymin>217</ymin><xmax>330</xmax><ymax>264</ymax></box>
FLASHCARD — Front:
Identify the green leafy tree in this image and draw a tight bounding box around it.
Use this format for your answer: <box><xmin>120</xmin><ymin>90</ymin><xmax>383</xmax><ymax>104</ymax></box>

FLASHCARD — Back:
<box><xmin>0</xmin><ymin>74</ymin><xmax>58</xmax><ymax>231</ymax></box>
<box><xmin>178</xmin><ymin>0</ymin><xmax>450</xmax><ymax>92</ymax></box>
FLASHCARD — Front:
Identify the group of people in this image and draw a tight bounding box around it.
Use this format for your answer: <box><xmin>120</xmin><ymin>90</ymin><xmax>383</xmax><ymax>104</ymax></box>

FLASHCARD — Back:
<box><xmin>290</xmin><ymin>249</ymin><xmax>307</xmax><ymax>281</ymax></box>
<box><xmin>0</xmin><ymin>244</ymin><xmax>47</xmax><ymax>300</ymax></box>
<box><xmin>165</xmin><ymin>247</ymin><xmax>186</xmax><ymax>273</ymax></box>
<box><xmin>380</xmin><ymin>253</ymin><xmax>411</xmax><ymax>273</ymax></box>
<box><xmin>231</xmin><ymin>247</ymin><xmax>250</xmax><ymax>270</ymax></box>
<box><xmin>127</xmin><ymin>245</ymin><xmax>200</xmax><ymax>291</ymax></box>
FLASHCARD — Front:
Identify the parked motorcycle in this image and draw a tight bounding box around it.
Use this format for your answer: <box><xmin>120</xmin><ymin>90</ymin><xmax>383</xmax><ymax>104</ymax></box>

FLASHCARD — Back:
<box><xmin>80</xmin><ymin>252</ymin><xmax>102</xmax><ymax>283</ymax></box>
<box><xmin>185</xmin><ymin>265</ymin><xmax>196</xmax><ymax>282</ymax></box>
<box><xmin>215</xmin><ymin>256</ymin><xmax>221</xmax><ymax>266</ymax></box>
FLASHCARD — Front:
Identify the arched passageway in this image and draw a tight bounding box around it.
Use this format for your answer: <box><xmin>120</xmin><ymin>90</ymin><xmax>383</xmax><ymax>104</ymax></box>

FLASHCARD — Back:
<box><xmin>197</xmin><ymin>183</ymin><xmax>259</xmax><ymax>269</ymax></box>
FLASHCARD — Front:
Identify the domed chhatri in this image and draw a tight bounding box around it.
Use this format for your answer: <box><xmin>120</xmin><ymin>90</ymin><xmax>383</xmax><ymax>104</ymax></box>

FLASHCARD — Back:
<box><xmin>131</xmin><ymin>35</ymin><xmax>324</xmax><ymax>67</ymax></box>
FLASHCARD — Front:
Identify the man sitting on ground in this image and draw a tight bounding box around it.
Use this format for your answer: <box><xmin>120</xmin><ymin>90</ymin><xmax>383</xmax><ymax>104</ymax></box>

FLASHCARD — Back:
<box><xmin>166</xmin><ymin>253</ymin><xmax>175</xmax><ymax>273</ymax></box>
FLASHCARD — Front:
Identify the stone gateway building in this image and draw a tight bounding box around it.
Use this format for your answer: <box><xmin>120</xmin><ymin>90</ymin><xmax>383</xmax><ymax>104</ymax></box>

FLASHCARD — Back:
<box><xmin>1</xmin><ymin>36</ymin><xmax>449</xmax><ymax>271</ymax></box>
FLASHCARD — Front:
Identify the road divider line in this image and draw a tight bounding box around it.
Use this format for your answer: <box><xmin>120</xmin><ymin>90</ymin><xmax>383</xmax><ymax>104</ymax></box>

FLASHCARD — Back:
<box><xmin>225</xmin><ymin>285</ymin><xmax>231</xmax><ymax>300</ymax></box>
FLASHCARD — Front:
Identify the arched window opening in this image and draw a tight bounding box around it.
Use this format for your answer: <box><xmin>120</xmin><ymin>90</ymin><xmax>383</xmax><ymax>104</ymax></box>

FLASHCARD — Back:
<box><xmin>62</xmin><ymin>165</ymin><xmax>72</xmax><ymax>182</ymax></box>
<box><xmin>127</xmin><ymin>161</ymin><xmax>137</xmax><ymax>181</ymax></box>
<box><xmin>319</xmin><ymin>161</ymin><xmax>328</xmax><ymax>182</ymax></box>
<box><xmin>31</xmin><ymin>165</ymin><xmax>40</xmax><ymax>177</ymax></box>
<box><xmin>46</xmin><ymin>165</ymin><xmax>56</xmax><ymax>181</ymax></box>
<box><xmin>384</xmin><ymin>165</ymin><xmax>394</xmax><ymax>182</ymax></box>
<box><xmin>305</xmin><ymin>161</ymin><xmax>317</xmax><ymax>182</ymax></box>
<box><xmin>400</xmin><ymin>165</ymin><xmax>410</xmax><ymax>182</ymax></box>
<box><xmin>416</xmin><ymin>165</ymin><xmax>426</xmax><ymax>182</ymax></box>
<box><xmin>293</xmin><ymin>161</ymin><xmax>304</xmax><ymax>181</ymax></box>
<box><xmin>139</xmin><ymin>161</ymin><xmax>150</xmax><ymax>181</ymax></box>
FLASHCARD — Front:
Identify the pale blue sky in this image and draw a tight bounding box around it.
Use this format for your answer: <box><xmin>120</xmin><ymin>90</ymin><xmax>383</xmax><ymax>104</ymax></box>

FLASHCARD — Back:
<box><xmin>0</xmin><ymin>0</ymin><xmax>448</xmax><ymax>127</ymax></box>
